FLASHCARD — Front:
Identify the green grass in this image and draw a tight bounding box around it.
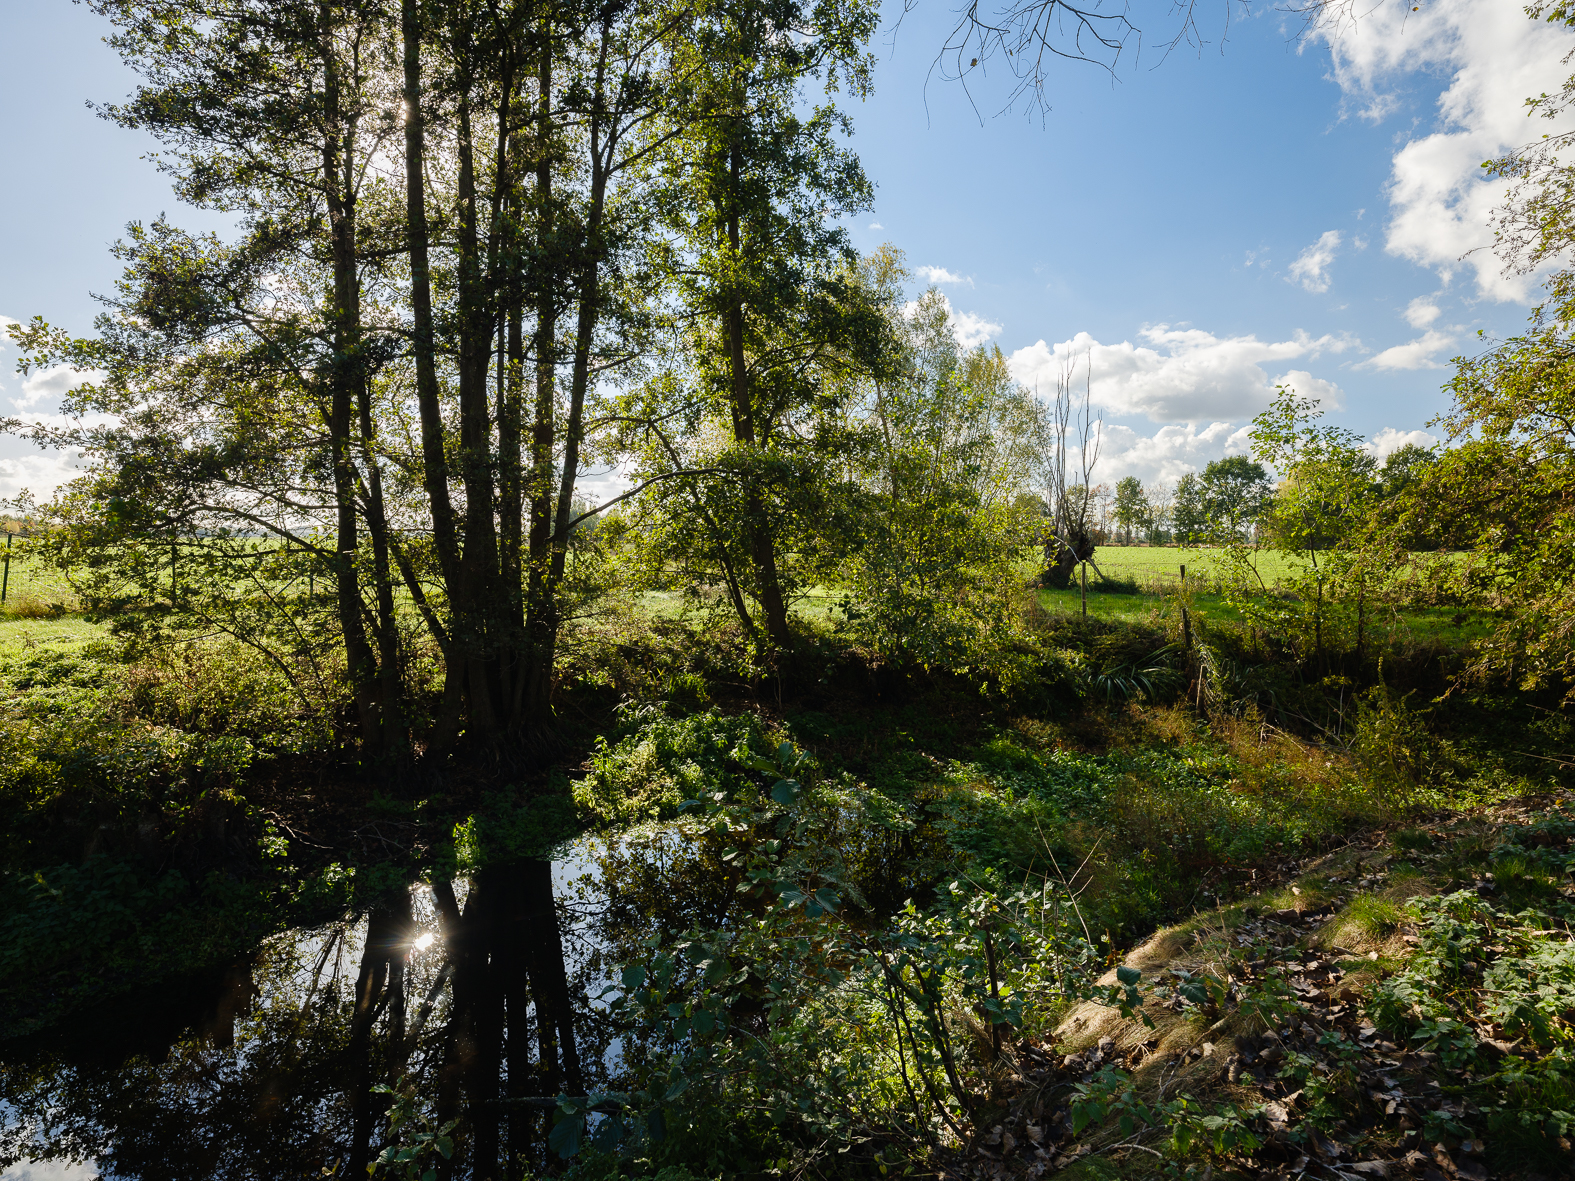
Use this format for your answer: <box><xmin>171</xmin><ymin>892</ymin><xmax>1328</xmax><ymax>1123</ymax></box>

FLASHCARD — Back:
<box><xmin>0</xmin><ymin>615</ymin><xmax>108</xmax><ymax>659</ymax></box>
<box><xmin>0</xmin><ymin>551</ymin><xmax>76</xmax><ymax>613</ymax></box>
<box><xmin>1090</xmin><ymin>545</ymin><xmax>1306</xmax><ymax>586</ymax></box>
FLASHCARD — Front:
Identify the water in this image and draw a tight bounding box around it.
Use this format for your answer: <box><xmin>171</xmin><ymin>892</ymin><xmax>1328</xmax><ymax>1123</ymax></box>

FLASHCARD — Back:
<box><xmin>0</xmin><ymin>838</ymin><xmax>628</xmax><ymax>1181</ymax></box>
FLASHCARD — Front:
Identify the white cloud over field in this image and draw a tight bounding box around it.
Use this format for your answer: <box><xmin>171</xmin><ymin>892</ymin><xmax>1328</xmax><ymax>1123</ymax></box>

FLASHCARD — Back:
<box><xmin>0</xmin><ymin>451</ymin><xmax>87</xmax><ymax>502</ymax></box>
<box><xmin>1008</xmin><ymin>324</ymin><xmax>1349</xmax><ymax>424</ymax></box>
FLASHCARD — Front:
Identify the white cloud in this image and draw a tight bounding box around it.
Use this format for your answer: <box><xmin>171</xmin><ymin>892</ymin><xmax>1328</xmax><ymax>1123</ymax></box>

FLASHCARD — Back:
<box><xmin>1361</xmin><ymin>329</ymin><xmax>1456</xmax><ymax>371</ymax></box>
<box><xmin>1288</xmin><ymin>230</ymin><xmax>1342</xmax><ymax>293</ymax></box>
<box><xmin>1008</xmin><ymin>324</ymin><xmax>1350</xmax><ymax>424</ymax></box>
<box><xmin>1321</xmin><ymin>0</ymin><xmax>1575</xmax><ymax>301</ymax></box>
<box><xmin>8</xmin><ymin>364</ymin><xmax>85</xmax><ymax>411</ymax></box>
<box><xmin>0</xmin><ymin>451</ymin><xmax>89</xmax><ymax>502</ymax></box>
<box><xmin>915</xmin><ymin>265</ymin><xmax>974</xmax><ymax>288</ymax></box>
<box><xmin>1367</xmin><ymin>426</ymin><xmax>1442</xmax><ymax>460</ymax></box>
<box><xmin>910</xmin><ymin>292</ymin><xmax>1001</xmax><ymax>348</ymax></box>
<box><xmin>868</xmin><ymin>222</ymin><xmax>884</xmax><ymax>230</ymax></box>
<box><xmin>1403</xmin><ymin>297</ymin><xmax>1443</xmax><ymax>328</ymax></box>
<box><xmin>1089</xmin><ymin>421</ymin><xmax>1254</xmax><ymax>486</ymax></box>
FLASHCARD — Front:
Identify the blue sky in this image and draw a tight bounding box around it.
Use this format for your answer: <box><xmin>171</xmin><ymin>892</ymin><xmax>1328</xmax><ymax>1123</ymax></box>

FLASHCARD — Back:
<box><xmin>3</xmin><ymin>0</ymin><xmax>1570</xmax><ymax>498</ymax></box>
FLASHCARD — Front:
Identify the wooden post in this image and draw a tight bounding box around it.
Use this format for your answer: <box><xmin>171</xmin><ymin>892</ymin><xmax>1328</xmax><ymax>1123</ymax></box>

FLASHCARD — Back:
<box><xmin>1080</xmin><ymin>561</ymin><xmax>1087</xmax><ymax>618</ymax></box>
<box><xmin>1</xmin><ymin>531</ymin><xmax>10</xmax><ymax>605</ymax></box>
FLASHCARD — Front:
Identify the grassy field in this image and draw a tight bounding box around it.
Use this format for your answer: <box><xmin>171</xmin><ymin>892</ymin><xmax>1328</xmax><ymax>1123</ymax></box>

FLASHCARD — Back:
<box><xmin>1089</xmin><ymin>544</ymin><xmax>1306</xmax><ymax>585</ymax></box>
<box><xmin>0</xmin><ymin>550</ymin><xmax>77</xmax><ymax>617</ymax></box>
<box><xmin>0</xmin><ymin>616</ymin><xmax>108</xmax><ymax>659</ymax></box>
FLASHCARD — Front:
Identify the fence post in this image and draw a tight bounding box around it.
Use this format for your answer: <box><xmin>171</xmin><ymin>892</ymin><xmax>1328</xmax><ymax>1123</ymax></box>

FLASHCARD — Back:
<box><xmin>1080</xmin><ymin>561</ymin><xmax>1087</xmax><ymax>618</ymax></box>
<box><xmin>1</xmin><ymin>531</ymin><xmax>10</xmax><ymax>605</ymax></box>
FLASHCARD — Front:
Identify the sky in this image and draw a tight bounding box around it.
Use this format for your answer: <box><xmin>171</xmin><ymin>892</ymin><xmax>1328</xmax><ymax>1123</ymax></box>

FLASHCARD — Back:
<box><xmin>2</xmin><ymin>0</ymin><xmax>1572</xmax><ymax>501</ymax></box>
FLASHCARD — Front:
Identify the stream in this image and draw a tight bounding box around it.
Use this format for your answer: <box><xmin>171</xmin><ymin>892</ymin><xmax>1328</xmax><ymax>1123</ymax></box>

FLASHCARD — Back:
<box><xmin>0</xmin><ymin>836</ymin><xmax>634</xmax><ymax>1181</ymax></box>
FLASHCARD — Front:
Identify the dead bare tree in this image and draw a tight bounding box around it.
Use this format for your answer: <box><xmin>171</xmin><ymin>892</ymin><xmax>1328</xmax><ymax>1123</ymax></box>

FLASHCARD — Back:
<box><xmin>1033</xmin><ymin>349</ymin><xmax>1104</xmax><ymax>588</ymax></box>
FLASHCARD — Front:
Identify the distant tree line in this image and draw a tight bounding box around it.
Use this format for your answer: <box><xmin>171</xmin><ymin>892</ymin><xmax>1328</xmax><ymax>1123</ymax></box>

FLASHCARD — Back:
<box><xmin>1062</xmin><ymin>442</ymin><xmax>1439</xmax><ymax>550</ymax></box>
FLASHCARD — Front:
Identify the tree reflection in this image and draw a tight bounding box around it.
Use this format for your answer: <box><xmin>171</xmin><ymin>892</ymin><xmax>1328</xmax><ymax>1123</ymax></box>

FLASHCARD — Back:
<box><xmin>0</xmin><ymin>858</ymin><xmax>612</xmax><ymax>1181</ymax></box>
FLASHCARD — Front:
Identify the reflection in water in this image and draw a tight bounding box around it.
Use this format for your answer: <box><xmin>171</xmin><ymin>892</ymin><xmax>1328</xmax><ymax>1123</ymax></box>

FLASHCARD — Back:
<box><xmin>0</xmin><ymin>852</ymin><xmax>619</xmax><ymax>1181</ymax></box>
<box><xmin>0</xmin><ymin>1163</ymin><xmax>98</xmax><ymax>1181</ymax></box>
<box><xmin>1</xmin><ymin>803</ymin><xmax>949</xmax><ymax>1179</ymax></box>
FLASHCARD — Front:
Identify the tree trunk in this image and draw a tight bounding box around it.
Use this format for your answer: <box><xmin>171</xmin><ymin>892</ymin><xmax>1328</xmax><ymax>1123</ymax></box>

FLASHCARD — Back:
<box><xmin>725</xmin><ymin>140</ymin><xmax>792</xmax><ymax>651</ymax></box>
<box><xmin>346</xmin><ymin>894</ymin><xmax>412</xmax><ymax>1175</ymax></box>
<box><xmin>320</xmin><ymin>30</ymin><xmax>381</xmax><ymax>756</ymax></box>
<box><xmin>523</xmin><ymin>23</ymin><xmax>559</xmax><ymax>733</ymax></box>
<box><xmin>401</xmin><ymin>0</ymin><xmax>460</xmax><ymax>590</ymax></box>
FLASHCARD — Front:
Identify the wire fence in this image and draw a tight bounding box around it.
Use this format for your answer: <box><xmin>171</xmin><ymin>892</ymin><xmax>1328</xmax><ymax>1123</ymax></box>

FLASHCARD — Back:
<box><xmin>0</xmin><ymin>538</ymin><xmax>75</xmax><ymax>615</ymax></box>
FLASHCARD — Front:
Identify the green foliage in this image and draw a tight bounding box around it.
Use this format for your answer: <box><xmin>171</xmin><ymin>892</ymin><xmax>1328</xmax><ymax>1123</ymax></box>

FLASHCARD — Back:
<box><xmin>1112</xmin><ymin>476</ymin><xmax>1149</xmax><ymax>544</ymax></box>
<box><xmin>1199</xmin><ymin>456</ymin><xmax>1272</xmax><ymax>543</ymax></box>
<box><xmin>574</xmin><ymin>709</ymin><xmax>782</xmax><ymax>826</ymax></box>
<box><xmin>369</xmin><ymin>1081</ymin><xmax>457</xmax><ymax>1180</ymax></box>
<box><xmin>833</xmin><ymin>285</ymin><xmax>1047</xmax><ymax>691</ymax></box>
<box><xmin>1366</xmin><ymin>889</ymin><xmax>1575</xmax><ymax>1152</ymax></box>
<box><xmin>1352</xmin><ymin>680</ymin><xmax>1448</xmax><ymax>802</ymax></box>
<box><xmin>1065</xmin><ymin>1065</ymin><xmax>1263</xmax><ymax>1161</ymax></box>
<box><xmin>1423</xmin><ymin>327</ymin><xmax>1575</xmax><ymax>699</ymax></box>
<box><xmin>557</xmin><ymin>751</ymin><xmax>1153</xmax><ymax>1172</ymax></box>
<box><xmin>1172</xmin><ymin>473</ymin><xmax>1209</xmax><ymax>546</ymax></box>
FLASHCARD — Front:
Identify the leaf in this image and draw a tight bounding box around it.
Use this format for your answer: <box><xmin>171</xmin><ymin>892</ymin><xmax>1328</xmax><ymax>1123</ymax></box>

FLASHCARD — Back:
<box><xmin>813</xmin><ymin>887</ymin><xmax>840</xmax><ymax>913</ymax></box>
<box><xmin>693</xmin><ymin>1008</ymin><xmax>717</xmax><ymax>1034</ymax></box>
<box><xmin>1115</xmin><ymin>965</ymin><xmax>1142</xmax><ymax>986</ymax></box>
<box><xmin>771</xmin><ymin>778</ymin><xmax>801</xmax><ymax>806</ymax></box>
<box><xmin>547</xmin><ymin>1113</ymin><xmax>584</xmax><ymax>1159</ymax></box>
<box><xmin>621</xmin><ymin>964</ymin><xmax>647</xmax><ymax>990</ymax></box>
<box><xmin>647</xmin><ymin>1107</ymin><xmax>667</xmax><ymax>1142</ymax></box>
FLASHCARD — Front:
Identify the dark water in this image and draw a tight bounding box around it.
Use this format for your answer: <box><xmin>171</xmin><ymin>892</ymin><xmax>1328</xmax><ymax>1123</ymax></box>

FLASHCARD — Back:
<box><xmin>0</xmin><ymin>840</ymin><xmax>626</xmax><ymax>1181</ymax></box>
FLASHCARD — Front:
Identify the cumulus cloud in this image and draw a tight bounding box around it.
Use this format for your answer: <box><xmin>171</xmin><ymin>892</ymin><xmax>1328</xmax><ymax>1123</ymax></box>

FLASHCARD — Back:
<box><xmin>1288</xmin><ymin>231</ymin><xmax>1343</xmax><ymax>293</ymax></box>
<box><xmin>1403</xmin><ymin>297</ymin><xmax>1443</xmax><ymax>328</ymax></box>
<box><xmin>0</xmin><ymin>451</ymin><xmax>89</xmax><ymax>502</ymax></box>
<box><xmin>1361</xmin><ymin>329</ymin><xmax>1456</xmax><ymax>371</ymax></box>
<box><xmin>908</xmin><ymin>292</ymin><xmax>1001</xmax><ymax>348</ymax></box>
<box><xmin>1008</xmin><ymin>324</ymin><xmax>1350</xmax><ymax>424</ymax></box>
<box><xmin>915</xmin><ymin>265</ymin><xmax>973</xmax><ymax>288</ymax></box>
<box><xmin>8</xmin><ymin>364</ymin><xmax>85</xmax><ymax>411</ymax></box>
<box><xmin>1320</xmin><ymin>0</ymin><xmax>1575</xmax><ymax>301</ymax></box>
<box><xmin>1367</xmin><ymin>426</ymin><xmax>1442</xmax><ymax>460</ymax></box>
<box><xmin>1089</xmin><ymin>421</ymin><xmax>1254</xmax><ymax>486</ymax></box>
<box><xmin>868</xmin><ymin>222</ymin><xmax>884</xmax><ymax>230</ymax></box>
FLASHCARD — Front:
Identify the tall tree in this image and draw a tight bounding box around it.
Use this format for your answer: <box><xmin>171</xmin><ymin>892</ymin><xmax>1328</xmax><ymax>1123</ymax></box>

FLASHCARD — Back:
<box><xmin>614</xmin><ymin>0</ymin><xmax>881</xmax><ymax>652</ymax></box>
<box><xmin>8</xmin><ymin>0</ymin><xmax>694</xmax><ymax>755</ymax></box>
<box><xmin>1172</xmin><ymin>472</ymin><xmax>1208</xmax><ymax>545</ymax></box>
<box><xmin>1112</xmin><ymin>475</ymin><xmax>1148</xmax><ymax>545</ymax></box>
<box><xmin>1199</xmin><ymin>455</ymin><xmax>1271</xmax><ymax>543</ymax></box>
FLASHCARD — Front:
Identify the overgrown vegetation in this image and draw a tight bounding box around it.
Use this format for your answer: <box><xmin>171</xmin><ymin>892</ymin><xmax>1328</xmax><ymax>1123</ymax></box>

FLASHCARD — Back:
<box><xmin>3</xmin><ymin>1</ymin><xmax>1575</xmax><ymax>1178</ymax></box>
